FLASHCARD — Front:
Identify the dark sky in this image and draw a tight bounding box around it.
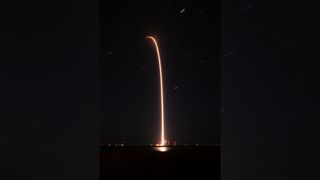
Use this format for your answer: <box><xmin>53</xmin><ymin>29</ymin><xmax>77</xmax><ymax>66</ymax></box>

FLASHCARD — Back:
<box><xmin>100</xmin><ymin>1</ymin><xmax>220</xmax><ymax>144</ymax></box>
<box><xmin>222</xmin><ymin>1</ymin><xmax>320</xmax><ymax>179</ymax></box>
<box><xmin>1</xmin><ymin>1</ymin><xmax>320</xmax><ymax>179</ymax></box>
<box><xmin>1</xmin><ymin>1</ymin><xmax>99</xmax><ymax>179</ymax></box>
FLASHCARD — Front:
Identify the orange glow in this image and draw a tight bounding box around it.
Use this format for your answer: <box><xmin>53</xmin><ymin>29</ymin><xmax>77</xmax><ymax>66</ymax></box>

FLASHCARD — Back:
<box><xmin>146</xmin><ymin>36</ymin><xmax>166</xmax><ymax>146</ymax></box>
<box><xmin>156</xmin><ymin>146</ymin><xmax>168</xmax><ymax>152</ymax></box>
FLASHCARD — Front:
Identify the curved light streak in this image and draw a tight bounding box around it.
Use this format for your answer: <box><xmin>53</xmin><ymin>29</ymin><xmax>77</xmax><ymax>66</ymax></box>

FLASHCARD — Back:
<box><xmin>146</xmin><ymin>36</ymin><xmax>166</xmax><ymax>146</ymax></box>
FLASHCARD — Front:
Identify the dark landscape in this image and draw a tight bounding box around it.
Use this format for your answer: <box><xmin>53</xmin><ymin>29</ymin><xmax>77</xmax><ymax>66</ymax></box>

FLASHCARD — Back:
<box><xmin>100</xmin><ymin>145</ymin><xmax>220</xmax><ymax>179</ymax></box>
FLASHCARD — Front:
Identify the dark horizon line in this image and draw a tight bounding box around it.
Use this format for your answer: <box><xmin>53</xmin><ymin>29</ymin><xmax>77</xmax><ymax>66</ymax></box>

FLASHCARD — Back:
<box><xmin>99</xmin><ymin>143</ymin><xmax>221</xmax><ymax>147</ymax></box>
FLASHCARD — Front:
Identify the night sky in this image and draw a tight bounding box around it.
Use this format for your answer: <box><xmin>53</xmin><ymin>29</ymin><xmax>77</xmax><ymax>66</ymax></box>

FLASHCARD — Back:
<box><xmin>1</xmin><ymin>0</ymin><xmax>320</xmax><ymax>179</ymax></box>
<box><xmin>1</xmin><ymin>1</ymin><xmax>99</xmax><ymax>179</ymax></box>
<box><xmin>222</xmin><ymin>1</ymin><xmax>320</xmax><ymax>179</ymax></box>
<box><xmin>100</xmin><ymin>1</ymin><xmax>220</xmax><ymax>144</ymax></box>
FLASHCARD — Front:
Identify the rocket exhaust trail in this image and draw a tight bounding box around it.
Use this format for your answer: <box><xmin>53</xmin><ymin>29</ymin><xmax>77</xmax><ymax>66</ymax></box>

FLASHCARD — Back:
<box><xmin>146</xmin><ymin>36</ymin><xmax>166</xmax><ymax>146</ymax></box>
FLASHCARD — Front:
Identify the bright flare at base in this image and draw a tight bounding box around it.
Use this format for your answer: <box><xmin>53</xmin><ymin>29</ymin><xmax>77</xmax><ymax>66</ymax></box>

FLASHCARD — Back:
<box><xmin>146</xmin><ymin>36</ymin><xmax>166</xmax><ymax>146</ymax></box>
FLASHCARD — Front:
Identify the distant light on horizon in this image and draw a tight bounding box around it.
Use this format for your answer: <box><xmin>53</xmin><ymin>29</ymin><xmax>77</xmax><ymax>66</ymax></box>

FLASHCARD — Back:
<box><xmin>156</xmin><ymin>146</ymin><xmax>169</xmax><ymax>152</ymax></box>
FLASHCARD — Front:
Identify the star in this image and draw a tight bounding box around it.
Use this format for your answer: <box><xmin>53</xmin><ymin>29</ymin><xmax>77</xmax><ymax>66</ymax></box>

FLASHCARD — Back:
<box><xmin>179</xmin><ymin>8</ymin><xmax>186</xmax><ymax>14</ymax></box>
